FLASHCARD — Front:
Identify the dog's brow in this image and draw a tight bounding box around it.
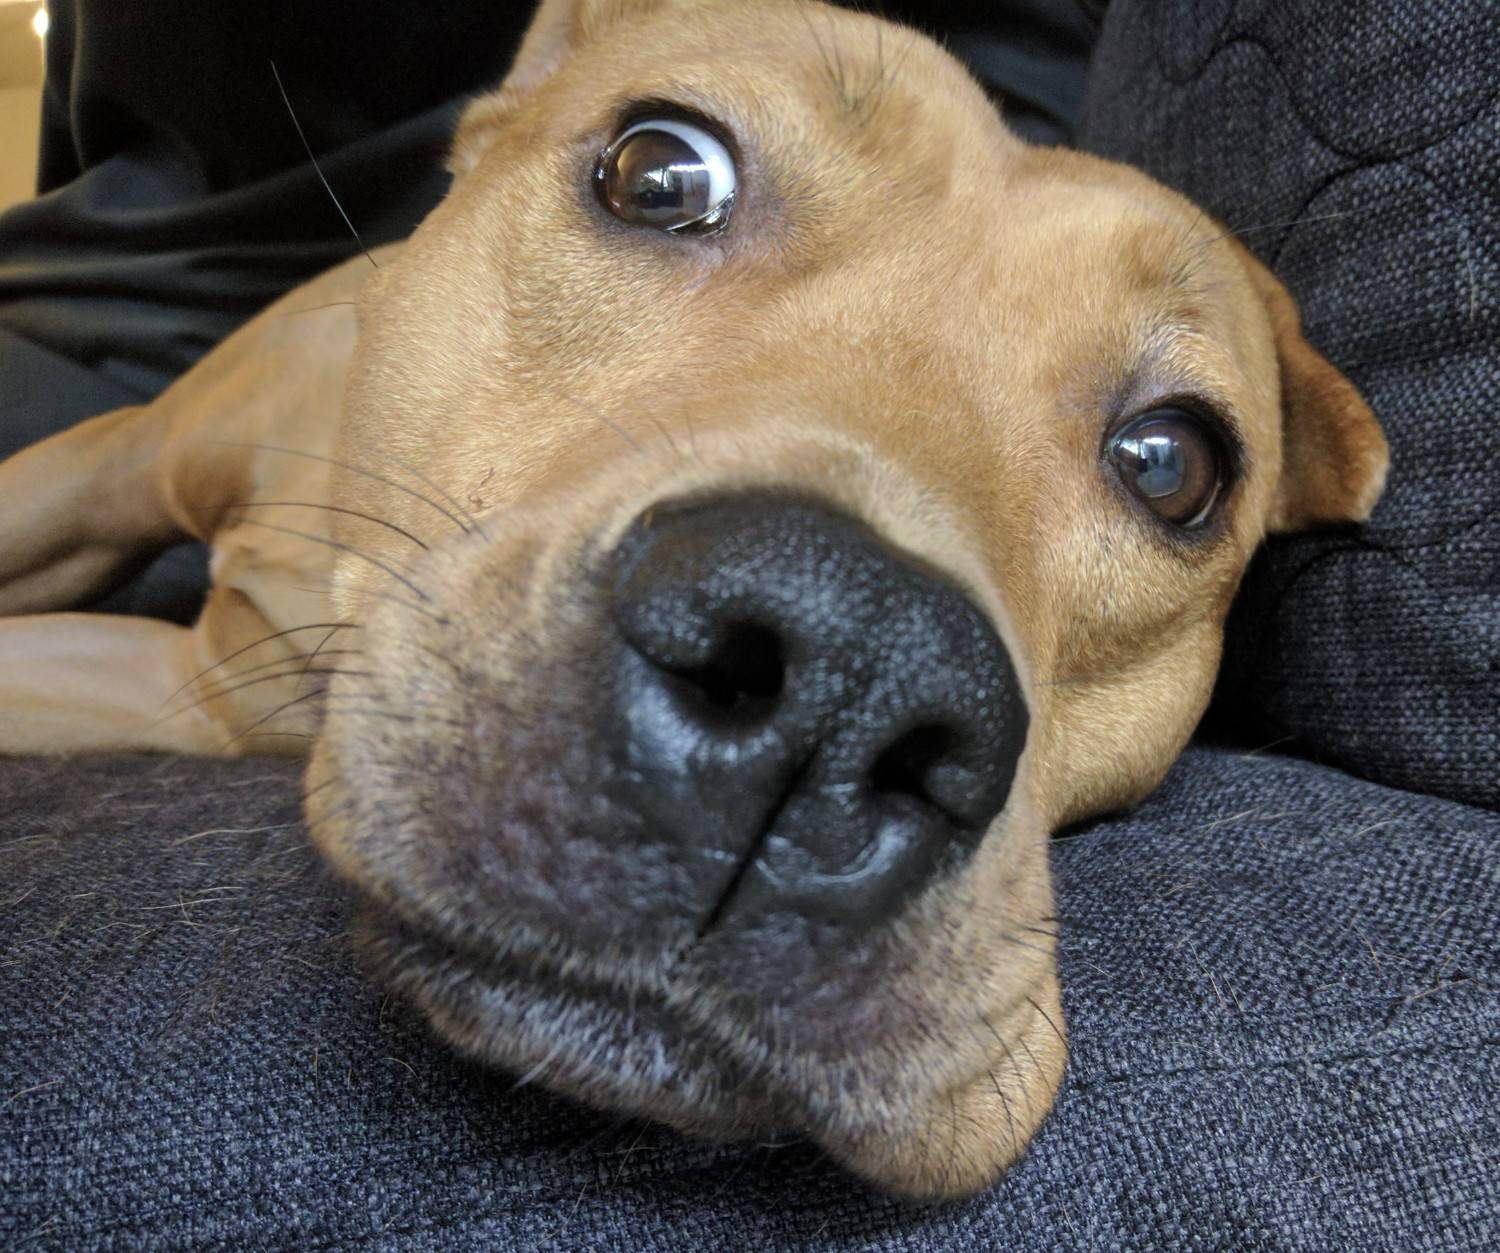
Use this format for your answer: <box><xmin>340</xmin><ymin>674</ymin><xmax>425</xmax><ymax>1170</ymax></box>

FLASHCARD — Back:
<box><xmin>796</xmin><ymin>2</ymin><xmax>898</xmax><ymax>119</ymax></box>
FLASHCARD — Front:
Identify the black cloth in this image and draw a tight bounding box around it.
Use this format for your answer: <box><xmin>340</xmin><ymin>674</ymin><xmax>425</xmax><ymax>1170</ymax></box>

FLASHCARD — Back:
<box><xmin>4</xmin><ymin>0</ymin><xmax>536</xmax><ymax>410</ymax></box>
<box><xmin>0</xmin><ymin>0</ymin><xmax>537</xmax><ymax>618</ymax></box>
<box><xmin>0</xmin><ymin>0</ymin><xmax>1092</xmax><ymax>621</ymax></box>
<box><xmin>2</xmin><ymin>748</ymin><xmax>1495</xmax><ymax>1249</ymax></box>
<box><xmin>1079</xmin><ymin>0</ymin><xmax>1500</xmax><ymax>811</ymax></box>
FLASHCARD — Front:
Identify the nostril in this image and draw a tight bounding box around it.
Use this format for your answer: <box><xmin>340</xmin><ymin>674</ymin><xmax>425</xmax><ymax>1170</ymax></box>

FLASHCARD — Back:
<box><xmin>608</xmin><ymin>497</ymin><xmax>1027</xmax><ymax>934</ymax></box>
<box><xmin>664</xmin><ymin>622</ymin><xmax>785</xmax><ymax>721</ymax></box>
<box><xmin>868</xmin><ymin>723</ymin><xmax>957</xmax><ymax>814</ymax></box>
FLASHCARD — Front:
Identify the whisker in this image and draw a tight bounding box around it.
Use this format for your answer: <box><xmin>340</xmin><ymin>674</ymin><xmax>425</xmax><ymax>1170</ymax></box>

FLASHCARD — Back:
<box><xmin>314</xmin><ymin>702</ymin><xmax>460</xmax><ymax>728</ymax></box>
<box><xmin>288</xmin><ymin>580</ymin><xmax>450</xmax><ymax>626</ymax></box>
<box><xmin>175</xmin><ymin>649</ymin><xmax>363</xmax><ymax>707</ymax></box>
<box><xmin>274</xmin><ymin>300</ymin><xmax>358</xmax><ymax>319</ymax></box>
<box><xmin>212</xmin><ymin>442</ymin><xmax>473</xmax><ymax>536</ymax></box>
<box><xmin>164</xmin><ymin>666</ymin><xmax>370</xmax><ymax>720</ymax></box>
<box><xmin>976</xmin><ymin>1014</ymin><xmax>1022</xmax><ymax>1150</ymax></box>
<box><xmin>1025</xmin><ymin>995</ymin><xmax>1068</xmax><ymax>1051</ymax></box>
<box><xmin>1194</xmin><ymin>208</ymin><xmax>1362</xmax><ymax>251</ymax></box>
<box><xmin>188</xmin><ymin>500</ymin><xmax>431</xmax><ymax>550</ymax></box>
<box><xmin>270</xmin><ymin>61</ymin><xmax>379</xmax><ymax>270</ymax></box>
<box><xmin>302</xmin><ymin>793</ymin><xmax>359</xmax><ymax>835</ymax></box>
<box><xmin>299</xmin><ymin>625</ymin><xmax>352</xmax><ymax>693</ymax></box>
<box><xmin>996</xmin><ymin>934</ymin><xmax>1053</xmax><ymax>957</ymax></box>
<box><xmin>379</xmin><ymin>452</ymin><xmax>488</xmax><ymax>540</ymax></box>
<box><xmin>161</xmin><ymin>622</ymin><xmax>360</xmax><ymax>710</ymax></box>
<box><xmin>412</xmin><ymin>639</ymin><xmax>468</xmax><ymax>681</ymax></box>
<box><xmin>541</xmin><ymin>385</ymin><xmax>645</xmax><ymax>455</ymax></box>
<box><xmin>980</xmin><ymin>1012</ymin><xmax>1037</xmax><ymax>1126</ymax></box>
<box><xmin>319</xmin><ymin>693</ymin><xmax>468</xmax><ymax>727</ymax></box>
<box><xmin>799</xmin><ymin>3</ymin><xmax>843</xmax><ymax>105</ymax></box>
<box><xmin>192</xmin><ymin>646</ymin><xmax>364</xmax><ymax>690</ymax></box>
<box><xmin>301</xmin><ymin>775</ymin><xmax>338</xmax><ymax>801</ymax></box>
<box><xmin>228</xmin><ymin>518</ymin><xmax>431</xmax><ymax>602</ymax></box>
<box><xmin>223</xmin><ymin>686</ymin><xmax>325</xmax><ymax>749</ymax></box>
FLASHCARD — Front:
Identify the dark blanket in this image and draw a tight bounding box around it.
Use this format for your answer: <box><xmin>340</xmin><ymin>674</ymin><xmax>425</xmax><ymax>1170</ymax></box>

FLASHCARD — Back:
<box><xmin>3</xmin><ymin>749</ymin><xmax>1495</xmax><ymax>1249</ymax></box>
<box><xmin>1079</xmin><ymin>0</ymin><xmax>1500</xmax><ymax>811</ymax></box>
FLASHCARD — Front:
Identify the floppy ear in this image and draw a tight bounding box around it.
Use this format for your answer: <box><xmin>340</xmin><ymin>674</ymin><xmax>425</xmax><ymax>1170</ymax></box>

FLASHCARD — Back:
<box><xmin>449</xmin><ymin>0</ymin><xmax>668</xmax><ymax>174</ymax></box>
<box><xmin>1231</xmin><ymin>240</ymin><xmax>1390</xmax><ymax>533</ymax></box>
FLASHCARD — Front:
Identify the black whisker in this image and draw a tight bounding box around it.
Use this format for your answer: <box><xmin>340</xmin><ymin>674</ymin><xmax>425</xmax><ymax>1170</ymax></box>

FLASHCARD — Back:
<box><xmin>274</xmin><ymin>300</ymin><xmax>358</xmax><ymax>319</ymax></box>
<box><xmin>412</xmin><ymin>639</ymin><xmax>468</xmax><ymax>681</ymax></box>
<box><xmin>189</xmin><ymin>499</ymin><xmax>430</xmax><ymax>551</ymax></box>
<box><xmin>288</xmin><ymin>580</ymin><xmax>450</xmax><ymax>626</ymax></box>
<box><xmin>981</xmin><ymin>1012</ymin><xmax>1037</xmax><ymax>1126</ymax></box>
<box><xmin>165</xmin><ymin>666</ymin><xmax>370</xmax><ymax>719</ymax></box>
<box><xmin>161</xmin><ymin>621</ymin><xmax>360</xmax><ymax>710</ymax></box>
<box><xmin>379</xmin><ymin>452</ymin><xmax>488</xmax><ymax>540</ymax></box>
<box><xmin>799</xmin><ymin>3</ymin><xmax>843</xmax><ymax>105</ymax></box>
<box><xmin>270</xmin><ymin>61</ymin><xmax>379</xmax><ymax>270</ymax></box>
<box><xmin>541</xmin><ymin>385</ymin><xmax>645</xmax><ymax>455</ymax></box>
<box><xmin>299</xmin><ymin>625</ymin><xmax>352</xmax><ymax>692</ymax></box>
<box><xmin>976</xmin><ymin>1012</ymin><xmax>1022</xmax><ymax>1151</ymax></box>
<box><xmin>318</xmin><ymin>693</ymin><xmax>468</xmax><ymax>727</ymax></box>
<box><xmin>996</xmin><ymin>934</ymin><xmax>1053</xmax><ymax>957</ymax></box>
<box><xmin>212</xmin><ymin>441</ymin><xmax>473</xmax><ymax>536</ymax></box>
<box><xmin>302</xmin><ymin>793</ymin><xmax>359</xmax><ymax>833</ymax></box>
<box><xmin>229</xmin><ymin>518</ymin><xmax>431</xmax><ymax>602</ymax></box>
<box><xmin>177</xmin><ymin>649</ymin><xmax>363</xmax><ymax>706</ymax></box>
<box><xmin>1025</xmin><ymin>994</ymin><xmax>1068</xmax><ymax>1051</ymax></box>
<box><xmin>223</xmin><ymin>686</ymin><xmax>325</xmax><ymax>749</ymax></box>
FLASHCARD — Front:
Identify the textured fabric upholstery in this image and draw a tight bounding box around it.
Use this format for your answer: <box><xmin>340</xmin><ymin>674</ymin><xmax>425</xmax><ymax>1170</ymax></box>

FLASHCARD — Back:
<box><xmin>3</xmin><ymin>751</ymin><xmax>1495</xmax><ymax>1249</ymax></box>
<box><xmin>1078</xmin><ymin>0</ymin><xmax>1500</xmax><ymax>811</ymax></box>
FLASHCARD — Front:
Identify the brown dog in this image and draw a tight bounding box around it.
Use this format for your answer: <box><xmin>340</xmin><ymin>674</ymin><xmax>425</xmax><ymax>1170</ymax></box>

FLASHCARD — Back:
<box><xmin>0</xmin><ymin>0</ymin><xmax>1386</xmax><ymax>1199</ymax></box>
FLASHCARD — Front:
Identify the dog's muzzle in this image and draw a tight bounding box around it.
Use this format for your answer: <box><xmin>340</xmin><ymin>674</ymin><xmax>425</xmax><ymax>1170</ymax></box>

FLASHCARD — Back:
<box><xmin>607</xmin><ymin>498</ymin><xmax>1028</xmax><ymax>944</ymax></box>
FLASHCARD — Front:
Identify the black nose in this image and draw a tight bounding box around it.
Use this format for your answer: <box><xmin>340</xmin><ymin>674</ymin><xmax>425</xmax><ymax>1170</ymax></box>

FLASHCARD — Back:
<box><xmin>607</xmin><ymin>498</ymin><xmax>1027</xmax><ymax>937</ymax></box>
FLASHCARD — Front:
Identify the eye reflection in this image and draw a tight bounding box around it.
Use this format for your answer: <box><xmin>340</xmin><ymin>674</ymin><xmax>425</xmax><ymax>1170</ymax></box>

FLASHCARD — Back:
<box><xmin>597</xmin><ymin>117</ymin><xmax>736</xmax><ymax>234</ymax></box>
<box><xmin>1107</xmin><ymin>409</ymin><xmax>1223</xmax><ymax>527</ymax></box>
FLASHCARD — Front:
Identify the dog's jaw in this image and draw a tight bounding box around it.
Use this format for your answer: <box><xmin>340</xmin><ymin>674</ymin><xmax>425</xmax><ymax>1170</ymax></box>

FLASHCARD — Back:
<box><xmin>308</xmin><ymin>747</ymin><xmax>1064</xmax><ymax>1201</ymax></box>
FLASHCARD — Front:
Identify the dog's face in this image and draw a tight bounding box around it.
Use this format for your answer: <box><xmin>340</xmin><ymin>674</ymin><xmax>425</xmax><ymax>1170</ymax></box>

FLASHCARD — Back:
<box><xmin>304</xmin><ymin>0</ymin><xmax>1386</xmax><ymax>1198</ymax></box>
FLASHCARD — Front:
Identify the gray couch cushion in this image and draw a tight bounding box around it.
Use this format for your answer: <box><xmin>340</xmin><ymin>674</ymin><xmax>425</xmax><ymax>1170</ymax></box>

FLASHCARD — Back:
<box><xmin>3</xmin><ymin>749</ymin><xmax>1495</xmax><ymax>1249</ymax></box>
<box><xmin>1078</xmin><ymin>0</ymin><xmax>1500</xmax><ymax>811</ymax></box>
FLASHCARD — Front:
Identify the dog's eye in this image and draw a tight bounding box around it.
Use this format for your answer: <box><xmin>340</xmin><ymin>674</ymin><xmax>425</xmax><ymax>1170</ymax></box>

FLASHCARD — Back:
<box><xmin>596</xmin><ymin>118</ymin><xmax>736</xmax><ymax>235</ymax></box>
<box><xmin>1106</xmin><ymin>409</ymin><xmax>1224</xmax><ymax>527</ymax></box>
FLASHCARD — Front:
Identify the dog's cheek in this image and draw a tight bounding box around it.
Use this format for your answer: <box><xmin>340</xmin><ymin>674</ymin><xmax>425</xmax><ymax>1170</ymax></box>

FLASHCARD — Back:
<box><xmin>823</xmin><ymin>872</ymin><xmax>1065</xmax><ymax>1197</ymax></box>
<box><xmin>829</xmin><ymin>978</ymin><xmax>1066</xmax><ymax>1200</ymax></box>
<box><xmin>799</xmin><ymin>778</ymin><xmax>1063</xmax><ymax>1199</ymax></box>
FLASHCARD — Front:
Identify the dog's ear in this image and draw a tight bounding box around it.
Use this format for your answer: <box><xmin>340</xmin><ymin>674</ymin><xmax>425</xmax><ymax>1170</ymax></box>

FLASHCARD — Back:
<box><xmin>1230</xmin><ymin>241</ymin><xmax>1389</xmax><ymax>533</ymax></box>
<box><xmin>450</xmin><ymin>0</ymin><xmax>668</xmax><ymax>174</ymax></box>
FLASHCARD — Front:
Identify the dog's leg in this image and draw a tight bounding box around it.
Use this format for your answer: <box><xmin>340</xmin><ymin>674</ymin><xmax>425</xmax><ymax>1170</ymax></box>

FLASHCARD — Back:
<box><xmin>0</xmin><ymin>613</ymin><xmax>217</xmax><ymax>753</ymax></box>
<box><xmin>0</xmin><ymin>250</ymin><xmax>393</xmax><ymax>755</ymax></box>
<box><xmin>0</xmin><ymin>404</ymin><xmax>186</xmax><ymax>616</ymax></box>
<box><xmin>0</xmin><ymin>582</ymin><xmax>319</xmax><ymax>755</ymax></box>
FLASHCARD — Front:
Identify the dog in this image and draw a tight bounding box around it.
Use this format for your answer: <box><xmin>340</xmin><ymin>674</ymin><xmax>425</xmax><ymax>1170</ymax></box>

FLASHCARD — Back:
<box><xmin>0</xmin><ymin>0</ymin><xmax>1387</xmax><ymax>1199</ymax></box>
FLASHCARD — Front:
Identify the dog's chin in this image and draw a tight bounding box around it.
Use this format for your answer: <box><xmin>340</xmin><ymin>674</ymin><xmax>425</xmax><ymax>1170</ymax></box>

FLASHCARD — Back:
<box><xmin>360</xmin><ymin>906</ymin><xmax>784</xmax><ymax>1137</ymax></box>
<box><xmin>349</xmin><ymin>886</ymin><xmax>1064</xmax><ymax>1201</ymax></box>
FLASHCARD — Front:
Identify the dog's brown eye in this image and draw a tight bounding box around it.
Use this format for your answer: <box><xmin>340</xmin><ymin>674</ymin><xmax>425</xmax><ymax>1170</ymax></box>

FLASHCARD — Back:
<box><xmin>1107</xmin><ymin>409</ymin><xmax>1223</xmax><ymax>527</ymax></box>
<box><xmin>596</xmin><ymin>117</ymin><xmax>736</xmax><ymax>235</ymax></box>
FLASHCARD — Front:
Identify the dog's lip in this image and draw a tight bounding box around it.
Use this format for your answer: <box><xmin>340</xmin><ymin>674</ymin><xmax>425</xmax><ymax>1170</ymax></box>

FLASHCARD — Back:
<box><xmin>369</xmin><ymin>893</ymin><xmax>690</xmax><ymax>1017</ymax></box>
<box><xmin>365</xmin><ymin>901</ymin><xmax>793</xmax><ymax>1134</ymax></box>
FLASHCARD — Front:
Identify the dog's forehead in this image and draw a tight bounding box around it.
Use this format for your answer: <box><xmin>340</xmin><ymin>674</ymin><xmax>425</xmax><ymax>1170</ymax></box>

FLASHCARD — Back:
<box><xmin>536</xmin><ymin>3</ymin><xmax>1249</xmax><ymax>318</ymax></box>
<box><xmin>535</xmin><ymin>0</ymin><xmax>1018</xmax><ymax>191</ymax></box>
<box><xmin>409</xmin><ymin>0</ymin><xmax>1280</xmax><ymax>470</ymax></box>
